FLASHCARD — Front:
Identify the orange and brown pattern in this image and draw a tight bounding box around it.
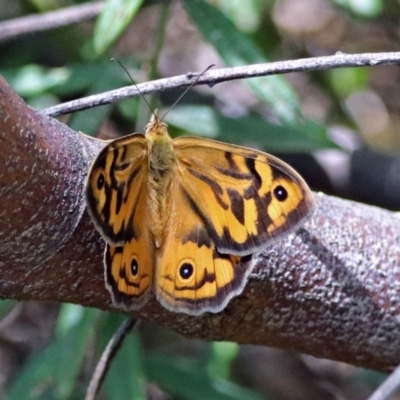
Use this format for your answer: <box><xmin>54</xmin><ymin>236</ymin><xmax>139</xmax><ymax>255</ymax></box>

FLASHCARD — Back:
<box><xmin>86</xmin><ymin>113</ymin><xmax>314</xmax><ymax>315</ymax></box>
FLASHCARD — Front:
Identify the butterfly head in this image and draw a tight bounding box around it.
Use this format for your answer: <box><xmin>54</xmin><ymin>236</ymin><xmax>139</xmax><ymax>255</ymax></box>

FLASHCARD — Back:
<box><xmin>145</xmin><ymin>111</ymin><xmax>171</xmax><ymax>145</ymax></box>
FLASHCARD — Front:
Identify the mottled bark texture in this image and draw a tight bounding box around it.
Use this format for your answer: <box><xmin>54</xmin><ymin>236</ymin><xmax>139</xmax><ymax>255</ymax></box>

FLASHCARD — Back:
<box><xmin>0</xmin><ymin>75</ymin><xmax>399</xmax><ymax>372</ymax></box>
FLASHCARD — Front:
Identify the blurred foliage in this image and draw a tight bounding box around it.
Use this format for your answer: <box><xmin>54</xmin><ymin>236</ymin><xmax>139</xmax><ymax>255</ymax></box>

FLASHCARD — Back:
<box><xmin>334</xmin><ymin>0</ymin><xmax>383</xmax><ymax>17</ymax></box>
<box><xmin>1</xmin><ymin>0</ymin><xmax>399</xmax><ymax>399</ymax></box>
<box><xmin>93</xmin><ymin>0</ymin><xmax>144</xmax><ymax>54</ymax></box>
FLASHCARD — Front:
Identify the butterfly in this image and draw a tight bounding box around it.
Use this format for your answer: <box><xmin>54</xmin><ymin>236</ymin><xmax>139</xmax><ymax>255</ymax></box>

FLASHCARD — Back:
<box><xmin>86</xmin><ymin>112</ymin><xmax>314</xmax><ymax>316</ymax></box>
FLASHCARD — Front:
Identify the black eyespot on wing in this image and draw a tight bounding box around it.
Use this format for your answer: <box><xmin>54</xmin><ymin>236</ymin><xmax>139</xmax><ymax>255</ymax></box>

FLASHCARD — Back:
<box><xmin>131</xmin><ymin>258</ymin><xmax>139</xmax><ymax>276</ymax></box>
<box><xmin>179</xmin><ymin>262</ymin><xmax>194</xmax><ymax>280</ymax></box>
<box><xmin>97</xmin><ymin>173</ymin><xmax>105</xmax><ymax>190</ymax></box>
<box><xmin>273</xmin><ymin>185</ymin><xmax>288</xmax><ymax>202</ymax></box>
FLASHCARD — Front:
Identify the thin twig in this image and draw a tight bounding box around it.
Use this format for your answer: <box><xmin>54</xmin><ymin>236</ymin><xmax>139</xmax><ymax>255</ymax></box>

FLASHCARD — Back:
<box><xmin>0</xmin><ymin>1</ymin><xmax>104</xmax><ymax>44</ymax></box>
<box><xmin>42</xmin><ymin>51</ymin><xmax>400</xmax><ymax>117</ymax></box>
<box><xmin>367</xmin><ymin>363</ymin><xmax>400</xmax><ymax>400</ymax></box>
<box><xmin>85</xmin><ymin>317</ymin><xmax>139</xmax><ymax>400</ymax></box>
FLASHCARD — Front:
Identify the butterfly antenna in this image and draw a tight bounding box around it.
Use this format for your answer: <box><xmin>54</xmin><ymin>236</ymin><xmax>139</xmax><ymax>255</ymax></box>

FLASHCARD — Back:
<box><xmin>161</xmin><ymin>64</ymin><xmax>215</xmax><ymax>122</ymax></box>
<box><xmin>111</xmin><ymin>58</ymin><xmax>156</xmax><ymax>117</ymax></box>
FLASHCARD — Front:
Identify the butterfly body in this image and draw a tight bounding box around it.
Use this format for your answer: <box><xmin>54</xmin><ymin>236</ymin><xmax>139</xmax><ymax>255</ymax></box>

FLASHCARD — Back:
<box><xmin>145</xmin><ymin>121</ymin><xmax>175</xmax><ymax>248</ymax></box>
<box><xmin>86</xmin><ymin>113</ymin><xmax>314</xmax><ymax>315</ymax></box>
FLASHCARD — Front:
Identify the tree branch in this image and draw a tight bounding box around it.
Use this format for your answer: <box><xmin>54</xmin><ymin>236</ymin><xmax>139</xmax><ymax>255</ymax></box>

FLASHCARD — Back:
<box><xmin>1</xmin><ymin>69</ymin><xmax>400</xmax><ymax>373</ymax></box>
<box><xmin>0</xmin><ymin>2</ymin><xmax>104</xmax><ymax>44</ymax></box>
<box><xmin>42</xmin><ymin>51</ymin><xmax>400</xmax><ymax>117</ymax></box>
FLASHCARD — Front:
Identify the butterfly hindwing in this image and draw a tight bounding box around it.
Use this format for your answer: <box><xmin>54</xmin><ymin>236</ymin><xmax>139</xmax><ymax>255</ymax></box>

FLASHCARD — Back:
<box><xmin>105</xmin><ymin>233</ymin><xmax>154</xmax><ymax>310</ymax></box>
<box><xmin>155</xmin><ymin>179</ymin><xmax>254</xmax><ymax>314</ymax></box>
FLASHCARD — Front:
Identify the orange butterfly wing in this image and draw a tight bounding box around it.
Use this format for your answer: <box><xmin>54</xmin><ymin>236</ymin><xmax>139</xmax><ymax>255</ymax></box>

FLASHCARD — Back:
<box><xmin>86</xmin><ymin>134</ymin><xmax>154</xmax><ymax>309</ymax></box>
<box><xmin>173</xmin><ymin>137</ymin><xmax>314</xmax><ymax>252</ymax></box>
<box><xmin>154</xmin><ymin>137</ymin><xmax>314</xmax><ymax>314</ymax></box>
<box><xmin>87</xmin><ymin>120</ymin><xmax>314</xmax><ymax>315</ymax></box>
<box><xmin>155</xmin><ymin>176</ymin><xmax>254</xmax><ymax>315</ymax></box>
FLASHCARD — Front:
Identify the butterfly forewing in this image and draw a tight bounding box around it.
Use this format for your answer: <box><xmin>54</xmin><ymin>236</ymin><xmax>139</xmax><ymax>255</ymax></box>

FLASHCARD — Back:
<box><xmin>173</xmin><ymin>137</ymin><xmax>314</xmax><ymax>255</ymax></box>
<box><xmin>86</xmin><ymin>134</ymin><xmax>148</xmax><ymax>245</ymax></box>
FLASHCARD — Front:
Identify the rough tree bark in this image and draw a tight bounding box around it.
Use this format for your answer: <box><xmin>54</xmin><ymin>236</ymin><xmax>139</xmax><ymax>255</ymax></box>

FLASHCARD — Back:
<box><xmin>1</xmin><ymin>74</ymin><xmax>399</xmax><ymax>372</ymax></box>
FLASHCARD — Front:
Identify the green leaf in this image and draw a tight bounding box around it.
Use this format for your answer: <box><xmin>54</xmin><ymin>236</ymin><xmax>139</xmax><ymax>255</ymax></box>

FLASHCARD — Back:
<box><xmin>183</xmin><ymin>0</ymin><xmax>301</xmax><ymax>124</ymax></box>
<box><xmin>328</xmin><ymin>67</ymin><xmax>369</xmax><ymax>98</ymax></box>
<box><xmin>0</xmin><ymin>300</ymin><xmax>16</xmax><ymax>319</ymax></box>
<box><xmin>66</xmin><ymin>62</ymin><xmax>128</xmax><ymax>135</ymax></box>
<box><xmin>7</xmin><ymin>307</ymin><xmax>100</xmax><ymax>400</ymax></box>
<box><xmin>3</xmin><ymin>60</ymin><xmax>139</xmax><ymax>135</ymax></box>
<box><xmin>2</xmin><ymin>65</ymin><xmax>71</xmax><ymax>97</ymax></box>
<box><xmin>54</xmin><ymin>307</ymin><xmax>100</xmax><ymax>399</ymax></box>
<box><xmin>56</xmin><ymin>303</ymin><xmax>86</xmax><ymax>336</ymax></box>
<box><xmin>27</xmin><ymin>0</ymin><xmax>57</xmax><ymax>11</ymax></box>
<box><xmin>165</xmin><ymin>105</ymin><xmax>337</xmax><ymax>152</ymax></box>
<box><xmin>208</xmin><ymin>342</ymin><xmax>239</xmax><ymax>380</ymax></box>
<box><xmin>334</xmin><ymin>0</ymin><xmax>383</xmax><ymax>17</ymax></box>
<box><xmin>93</xmin><ymin>0</ymin><xmax>145</xmax><ymax>54</ymax></box>
<box><xmin>217</xmin><ymin>0</ymin><xmax>264</xmax><ymax>32</ymax></box>
<box><xmin>145</xmin><ymin>354</ymin><xmax>264</xmax><ymax>400</ymax></box>
<box><xmin>7</xmin><ymin>344</ymin><xmax>56</xmax><ymax>400</ymax></box>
